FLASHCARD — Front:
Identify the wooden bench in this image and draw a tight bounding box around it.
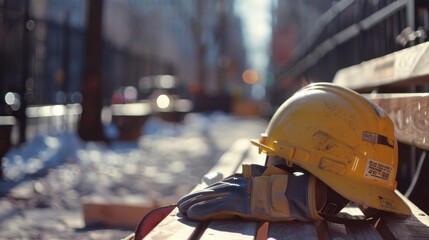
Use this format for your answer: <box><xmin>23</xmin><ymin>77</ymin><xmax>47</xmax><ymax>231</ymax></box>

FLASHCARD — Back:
<box><xmin>332</xmin><ymin>41</ymin><xmax>429</xmax><ymax>149</ymax></box>
<box><xmin>109</xmin><ymin>102</ymin><xmax>153</xmax><ymax>141</ymax></box>
<box><xmin>333</xmin><ymin>41</ymin><xmax>429</xmax><ymax>93</ymax></box>
<box><xmin>333</xmin><ymin>40</ymin><xmax>429</xmax><ymax>213</ymax></box>
<box><xmin>122</xmin><ymin>138</ymin><xmax>429</xmax><ymax>240</ymax></box>
<box><xmin>122</xmin><ymin>42</ymin><xmax>429</xmax><ymax>239</ymax></box>
<box><xmin>109</xmin><ymin>99</ymin><xmax>193</xmax><ymax>141</ymax></box>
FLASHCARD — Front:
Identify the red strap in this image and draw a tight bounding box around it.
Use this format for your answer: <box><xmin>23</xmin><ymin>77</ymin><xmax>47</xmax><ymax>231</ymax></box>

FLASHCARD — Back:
<box><xmin>134</xmin><ymin>205</ymin><xmax>176</xmax><ymax>240</ymax></box>
<box><xmin>255</xmin><ymin>222</ymin><xmax>269</xmax><ymax>240</ymax></box>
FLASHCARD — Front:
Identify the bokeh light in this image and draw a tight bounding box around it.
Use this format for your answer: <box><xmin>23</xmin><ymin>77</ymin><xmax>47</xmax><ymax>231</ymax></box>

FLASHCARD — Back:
<box><xmin>156</xmin><ymin>94</ymin><xmax>171</xmax><ymax>109</ymax></box>
<box><xmin>242</xmin><ymin>69</ymin><xmax>259</xmax><ymax>85</ymax></box>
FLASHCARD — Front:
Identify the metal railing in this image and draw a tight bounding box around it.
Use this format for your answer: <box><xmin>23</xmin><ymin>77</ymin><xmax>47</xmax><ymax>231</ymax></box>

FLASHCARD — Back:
<box><xmin>279</xmin><ymin>0</ymin><xmax>426</xmax><ymax>84</ymax></box>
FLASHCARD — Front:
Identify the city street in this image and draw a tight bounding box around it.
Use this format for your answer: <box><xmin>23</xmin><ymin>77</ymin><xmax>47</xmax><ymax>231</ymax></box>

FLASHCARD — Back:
<box><xmin>0</xmin><ymin>113</ymin><xmax>267</xmax><ymax>239</ymax></box>
<box><xmin>2</xmin><ymin>0</ymin><xmax>429</xmax><ymax>239</ymax></box>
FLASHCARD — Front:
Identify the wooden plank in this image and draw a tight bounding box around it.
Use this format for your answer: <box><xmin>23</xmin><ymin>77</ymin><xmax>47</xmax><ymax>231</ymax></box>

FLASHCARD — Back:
<box><xmin>193</xmin><ymin>138</ymin><xmax>252</xmax><ymax>190</ymax></box>
<box><xmin>82</xmin><ymin>201</ymin><xmax>155</xmax><ymax>229</ymax></box>
<box><xmin>82</xmin><ymin>195</ymin><xmax>161</xmax><ymax>228</ymax></box>
<box><xmin>324</xmin><ymin>222</ymin><xmax>349</xmax><ymax>239</ymax></box>
<box><xmin>345</xmin><ymin>223</ymin><xmax>382</xmax><ymax>240</ymax></box>
<box><xmin>143</xmin><ymin>139</ymin><xmax>253</xmax><ymax>239</ymax></box>
<box><xmin>267</xmin><ymin>221</ymin><xmax>319</xmax><ymax>240</ymax></box>
<box><xmin>200</xmin><ymin>220</ymin><xmax>258</xmax><ymax>240</ymax></box>
<box><xmin>376</xmin><ymin>191</ymin><xmax>429</xmax><ymax>240</ymax></box>
<box><xmin>333</xmin><ymin>41</ymin><xmax>429</xmax><ymax>91</ymax></box>
<box><xmin>364</xmin><ymin>93</ymin><xmax>429</xmax><ymax>150</ymax></box>
<box><xmin>323</xmin><ymin>222</ymin><xmax>382</xmax><ymax>240</ymax></box>
<box><xmin>143</xmin><ymin>208</ymin><xmax>202</xmax><ymax>240</ymax></box>
<box><xmin>321</xmin><ymin>205</ymin><xmax>382</xmax><ymax>239</ymax></box>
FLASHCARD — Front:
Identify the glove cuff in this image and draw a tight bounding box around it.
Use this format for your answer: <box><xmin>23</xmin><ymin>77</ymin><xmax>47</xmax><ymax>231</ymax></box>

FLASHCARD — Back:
<box><xmin>250</xmin><ymin>174</ymin><xmax>327</xmax><ymax>221</ymax></box>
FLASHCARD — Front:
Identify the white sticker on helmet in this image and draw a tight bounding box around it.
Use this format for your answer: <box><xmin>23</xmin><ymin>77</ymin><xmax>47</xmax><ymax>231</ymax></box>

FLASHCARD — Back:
<box><xmin>364</xmin><ymin>159</ymin><xmax>392</xmax><ymax>182</ymax></box>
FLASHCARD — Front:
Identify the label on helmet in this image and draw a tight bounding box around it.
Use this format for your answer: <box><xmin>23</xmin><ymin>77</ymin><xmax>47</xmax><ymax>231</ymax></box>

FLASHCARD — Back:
<box><xmin>364</xmin><ymin>159</ymin><xmax>392</xmax><ymax>182</ymax></box>
<box><xmin>362</xmin><ymin>132</ymin><xmax>379</xmax><ymax>143</ymax></box>
<box><xmin>362</xmin><ymin>131</ymin><xmax>394</xmax><ymax>148</ymax></box>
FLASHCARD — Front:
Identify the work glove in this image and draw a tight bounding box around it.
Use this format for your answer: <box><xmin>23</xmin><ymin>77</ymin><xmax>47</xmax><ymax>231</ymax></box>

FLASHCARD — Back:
<box><xmin>177</xmin><ymin>165</ymin><xmax>327</xmax><ymax>222</ymax></box>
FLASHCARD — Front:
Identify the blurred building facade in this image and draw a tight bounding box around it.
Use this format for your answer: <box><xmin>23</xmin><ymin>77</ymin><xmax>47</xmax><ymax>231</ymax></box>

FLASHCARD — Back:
<box><xmin>269</xmin><ymin>0</ymin><xmax>333</xmax><ymax>107</ymax></box>
<box><xmin>0</xmin><ymin>0</ymin><xmax>248</xmax><ymax>113</ymax></box>
<box><xmin>268</xmin><ymin>0</ymin><xmax>429</xmax><ymax>107</ymax></box>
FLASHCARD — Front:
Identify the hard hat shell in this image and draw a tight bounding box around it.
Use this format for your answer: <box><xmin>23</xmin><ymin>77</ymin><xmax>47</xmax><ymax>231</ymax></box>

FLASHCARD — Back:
<box><xmin>251</xmin><ymin>82</ymin><xmax>411</xmax><ymax>216</ymax></box>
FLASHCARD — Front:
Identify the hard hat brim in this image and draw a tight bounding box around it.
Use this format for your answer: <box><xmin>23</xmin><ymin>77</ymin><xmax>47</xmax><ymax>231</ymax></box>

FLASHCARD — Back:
<box><xmin>250</xmin><ymin>140</ymin><xmax>412</xmax><ymax>216</ymax></box>
<box><xmin>250</xmin><ymin>139</ymin><xmax>276</xmax><ymax>155</ymax></box>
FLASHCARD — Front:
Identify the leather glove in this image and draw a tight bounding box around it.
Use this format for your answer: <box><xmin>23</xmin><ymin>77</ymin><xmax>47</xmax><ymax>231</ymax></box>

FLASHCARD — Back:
<box><xmin>177</xmin><ymin>167</ymin><xmax>327</xmax><ymax>222</ymax></box>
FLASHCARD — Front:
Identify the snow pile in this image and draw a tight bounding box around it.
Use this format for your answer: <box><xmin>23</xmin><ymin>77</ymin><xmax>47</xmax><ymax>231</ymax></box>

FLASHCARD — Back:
<box><xmin>1</xmin><ymin>113</ymin><xmax>267</xmax><ymax>210</ymax></box>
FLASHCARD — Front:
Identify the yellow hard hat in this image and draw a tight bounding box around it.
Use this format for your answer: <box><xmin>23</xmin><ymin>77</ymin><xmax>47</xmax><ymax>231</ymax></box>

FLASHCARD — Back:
<box><xmin>251</xmin><ymin>82</ymin><xmax>411</xmax><ymax>216</ymax></box>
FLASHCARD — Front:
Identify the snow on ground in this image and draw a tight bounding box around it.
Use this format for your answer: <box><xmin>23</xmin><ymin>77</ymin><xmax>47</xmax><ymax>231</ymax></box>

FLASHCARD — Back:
<box><xmin>0</xmin><ymin>112</ymin><xmax>267</xmax><ymax>239</ymax></box>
